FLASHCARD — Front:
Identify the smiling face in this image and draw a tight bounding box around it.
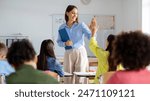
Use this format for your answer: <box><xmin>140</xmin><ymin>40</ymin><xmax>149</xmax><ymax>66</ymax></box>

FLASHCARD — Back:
<box><xmin>65</xmin><ymin>5</ymin><xmax>78</xmax><ymax>23</ymax></box>
<box><xmin>66</xmin><ymin>8</ymin><xmax>78</xmax><ymax>23</ymax></box>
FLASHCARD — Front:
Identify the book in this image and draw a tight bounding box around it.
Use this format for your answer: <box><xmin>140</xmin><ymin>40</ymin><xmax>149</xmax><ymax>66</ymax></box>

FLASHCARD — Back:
<box><xmin>59</xmin><ymin>28</ymin><xmax>72</xmax><ymax>49</ymax></box>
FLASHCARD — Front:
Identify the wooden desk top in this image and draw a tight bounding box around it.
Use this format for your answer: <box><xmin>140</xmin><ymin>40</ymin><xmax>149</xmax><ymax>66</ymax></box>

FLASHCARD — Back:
<box><xmin>57</xmin><ymin>57</ymin><xmax>98</xmax><ymax>66</ymax></box>
<box><xmin>73</xmin><ymin>72</ymin><xmax>96</xmax><ymax>77</ymax></box>
<box><xmin>64</xmin><ymin>72</ymin><xmax>73</xmax><ymax>77</ymax></box>
<box><xmin>88</xmin><ymin>57</ymin><xmax>98</xmax><ymax>62</ymax></box>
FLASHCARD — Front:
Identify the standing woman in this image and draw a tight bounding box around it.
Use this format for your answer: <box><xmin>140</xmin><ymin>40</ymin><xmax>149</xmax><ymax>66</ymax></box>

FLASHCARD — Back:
<box><xmin>57</xmin><ymin>5</ymin><xmax>96</xmax><ymax>84</ymax></box>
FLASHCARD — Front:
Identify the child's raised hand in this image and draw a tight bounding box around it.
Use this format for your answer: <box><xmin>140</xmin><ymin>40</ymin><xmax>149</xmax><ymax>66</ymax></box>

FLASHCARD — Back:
<box><xmin>89</xmin><ymin>16</ymin><xmax>99</xmax><ymax>37</ymax></box>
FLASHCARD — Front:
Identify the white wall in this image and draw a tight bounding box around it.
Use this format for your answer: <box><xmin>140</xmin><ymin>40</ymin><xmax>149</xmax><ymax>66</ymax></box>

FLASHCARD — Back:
<box><xmin>0</xmin><ymin>0</ymin><xmax>141</xmax><ymax>55</ymax></box>
<box><xmin>122</xmin><ymin>0</ymin><xmax>142</xmax><ymax>31</ymax></box>
<box><xmin>142</xmin><ymin>0</ymin><xmax>150</xmax><ymax>34</ymax></box>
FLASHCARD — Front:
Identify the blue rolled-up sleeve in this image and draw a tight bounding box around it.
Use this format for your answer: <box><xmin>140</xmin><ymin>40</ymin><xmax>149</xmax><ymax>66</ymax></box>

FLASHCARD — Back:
<box><xmin>81</xmin><ymin>22</ymin><xmax>91</xmax><ymax>40</ymax></box>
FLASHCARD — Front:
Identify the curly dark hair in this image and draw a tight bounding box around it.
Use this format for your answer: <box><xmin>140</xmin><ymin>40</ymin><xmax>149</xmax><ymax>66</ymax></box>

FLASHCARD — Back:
<box><xmin>7</xmin><ymin>39</ymin><xmax>36</xmax><ymax>69</ymax></box>
<box><xmin>112</xmin><ymin>31</ymin><xmax>150</xmax><ymax>70</ymax></box>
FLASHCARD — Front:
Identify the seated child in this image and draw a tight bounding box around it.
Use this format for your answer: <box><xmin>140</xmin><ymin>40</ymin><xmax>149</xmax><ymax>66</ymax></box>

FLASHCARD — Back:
<box><xmin>0</xmin><ymin>42</ymin><xmax>15</xmax><ymax>76</ymax></box>
<box><xmin>37</xmin><ymin>39</ymin><xmax>64</xmax><ymax>78</ymax></box>
<box><xmin>107</xmin><ymin>31</ymin><xmax>150</xmax><ymax>84</ymax></box>
<box><xmin>6</xmin><ymin>39</ymin><xmax>59</xmax><ymax>84</ymax></box>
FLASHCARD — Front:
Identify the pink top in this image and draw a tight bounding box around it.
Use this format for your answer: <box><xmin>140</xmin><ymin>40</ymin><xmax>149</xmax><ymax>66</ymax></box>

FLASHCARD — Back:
<box><xmin>107</xmin><ymin>69</ymin><xmax>150</xmax><ymax>84</ymax></box>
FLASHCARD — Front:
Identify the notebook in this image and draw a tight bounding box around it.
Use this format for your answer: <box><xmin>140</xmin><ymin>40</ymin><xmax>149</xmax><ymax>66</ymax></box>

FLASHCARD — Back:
<box><xmin>59</xmin><ymin>28</ymin><xmax>72</xmax><ymax>49</ymax></box>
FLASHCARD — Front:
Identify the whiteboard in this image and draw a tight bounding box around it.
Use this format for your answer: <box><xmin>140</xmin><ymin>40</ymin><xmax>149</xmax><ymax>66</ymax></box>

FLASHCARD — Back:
<box><xmin>52</xmin><ymin>14</ymin><xmax>115</xmax><ymax>57</ymax></box>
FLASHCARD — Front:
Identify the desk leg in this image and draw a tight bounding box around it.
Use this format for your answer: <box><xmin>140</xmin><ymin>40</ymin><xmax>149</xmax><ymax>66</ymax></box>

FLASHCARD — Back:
<box><xmin>59</xmin><ymin>77</ymin><xmax>64</xmax><ymax>84</ymax></box>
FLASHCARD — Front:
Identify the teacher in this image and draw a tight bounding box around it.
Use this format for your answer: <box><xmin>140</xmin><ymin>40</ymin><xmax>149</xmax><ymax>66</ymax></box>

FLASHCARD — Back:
<box><xmin>57</xmin><ymin>5</ymin><xmax>97</xmax><ymax>84</ymax></box>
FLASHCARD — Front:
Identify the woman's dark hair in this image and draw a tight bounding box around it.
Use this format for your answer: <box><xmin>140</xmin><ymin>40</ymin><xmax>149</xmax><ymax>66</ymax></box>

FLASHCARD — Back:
<box><xmin>7</xmin><ymin>39</ymin><xmax>36</xmax><ymax>69</ymax></box>
<box><xmin>65</xmin><ymin>5</ymin><xmax>78</xmax><ymax>23</ymax></box>
<box><xmin>105</xmin><ymin>34</ymin><xmax>116</xmax><ymax>71</ymax></box>
<box><xmin>112</xmin><ymin>30</ymin><xmax>150</xmax><ymax>70</ymax></box>
<box><xmin>37</xmin><ymin>39</ymin><xmax>56</xmax><ymax>70</ymax></box>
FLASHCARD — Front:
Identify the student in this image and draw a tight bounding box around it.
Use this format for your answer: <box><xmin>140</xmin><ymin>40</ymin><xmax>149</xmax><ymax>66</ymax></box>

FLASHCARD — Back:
<box><xmin>57</xmin><ymin>5</ymin><xmax>95</xmax><ymax>83</ymax></box>
<box><xmin>107</xmin><ymin>31</ymin><xmax>150</xmax><ymax>84</ymax></box>
<box><xmin>6</xmin><ymin>39</ymin><xmax>59</xmax><ymax>84</ymax></box>
<box><xmin>89</xmin><ymin>34</ymin><xmax>116</xmax><ymax>84</ymax></box>
<box><xmin>0</xmin><ymin>42</ymin><xmax>15</xmax><ymax>76</ymax></box>
<box><xmin>89</xmin><ymin>17</ymin><xmax>122</xmax><ymax>84</ymax></box>
<box><xmin>37</xmin><ymin>39</ymin><xmax>64</xmax><ymax>79</ymax></box>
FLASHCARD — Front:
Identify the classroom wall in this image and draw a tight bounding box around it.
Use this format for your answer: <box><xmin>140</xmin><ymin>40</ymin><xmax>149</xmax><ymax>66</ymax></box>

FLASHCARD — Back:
<box><xmin>0</xmin><ymin>0</ymin><xmax>141</xmax><ymax>54</ymax></box>
<box><xmin>122</xmin><ymin>0</ymin><xmax>142</xmax><ymax>31</ymax></box>
<box><xmin>142</xmin><ymin>0</ymin><xmax>150</xmax><ymax>34</ymax></box>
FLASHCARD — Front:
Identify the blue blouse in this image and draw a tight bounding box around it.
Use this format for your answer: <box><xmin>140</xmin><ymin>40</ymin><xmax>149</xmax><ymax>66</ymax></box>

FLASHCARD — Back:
<box><xmin>47</xmin><ymin>57</ymin><xmax>64</xmax><ymax>77</ymax></box>
<box><xmin>0</xmin><ymin>60</ymin><xmax>15</xmax><ymax>76</ymax></box>
<box><xmin>57</xmin><ymin>22</ymin><xmax>91</xmax><ymax>49</ymax></box>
